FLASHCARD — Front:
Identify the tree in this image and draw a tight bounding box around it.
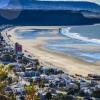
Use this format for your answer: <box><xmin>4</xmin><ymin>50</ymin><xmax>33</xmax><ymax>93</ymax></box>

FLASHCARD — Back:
<box><xmin>39</xmin><ymin>79</ymin><xmax>45</xmax><ymax>88</ymax></box>
<box><xmin>0</xmin><ymin>64</ymin><xmax>5</xmax><ymax>68</ymax></box>
<box><xmin>1</xmin><ymin>53</ymin><xmax>13</xmax><ymax>62</ymax></box>
<box><xmin>0</xmin><ymin>82</ymin><xmax>6</xmax><ymax>93</ymax></box>
<box><xmin>52</xmin><ymin>93</ymin><xmax>74</xmax><ymax>100</ymax></box>
<box><xmin>47</xmin><ymin>68</ymin><xmax>54</xmax><ymax>75</ymax></box>
<box><xmin>45</xmin><ymin>92</ymin><xmax>52</xmax><ymax>100</ymax></box>
<box><xmin>0</xmin><ymin>64</ymin><xmax>7</xmax><ymax>81</ymax></box>
<box><xmin>25</xmin><ymin>82</ymin><xmax>38</xmax><ymax>100</ymax></box>
<box><xmin>6</xmin><ymin>64</ymin><xmax>14</xmax><ymax>72</ymax></box>
<box><xmin>92</xmin><ymin>90</ymin><xmax>100</xmax><ymax>98</ymax></box>
<box><xmin>22</xmin><ymin>57</ymin><xmax>29</xmax><ymax>64</ymax></box>
<box><xmin>0</xmin><ymin>94</ymin><xmax>11</xmax><ymax>100</ymax></box>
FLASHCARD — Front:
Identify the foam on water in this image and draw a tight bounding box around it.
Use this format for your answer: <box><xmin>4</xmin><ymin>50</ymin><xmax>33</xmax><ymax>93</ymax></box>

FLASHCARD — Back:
<box><xmin>50</xmin><ymin>24</ymin><xmax>100</xmax><ymax>62</ymax></box>
<box><xmin>61</xmin><ymin>27</ymin><xmax>100</xmax><ymax>44</ymax></box>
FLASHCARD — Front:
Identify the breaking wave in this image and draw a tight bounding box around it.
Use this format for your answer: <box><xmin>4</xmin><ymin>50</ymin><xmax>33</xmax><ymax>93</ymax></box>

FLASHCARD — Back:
<box><xmin>61</xmin><ymin>26</ymin><xmax>100</xmax><ymax>44</ymax></box>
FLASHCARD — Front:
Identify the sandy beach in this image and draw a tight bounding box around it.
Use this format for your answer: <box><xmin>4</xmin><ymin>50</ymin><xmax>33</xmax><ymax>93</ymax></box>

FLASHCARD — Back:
<box><xmin>3</xmin><ymin>26</ymin><xmax>100</xmax><ymax>76</ymax></box>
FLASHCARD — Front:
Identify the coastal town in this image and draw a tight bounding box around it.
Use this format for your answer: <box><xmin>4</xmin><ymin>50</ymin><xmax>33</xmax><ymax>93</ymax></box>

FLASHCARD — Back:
<box><xmin>0</xmin><ymin>25</ymin><xmax>100</xmax><ymax>100</ymax></box>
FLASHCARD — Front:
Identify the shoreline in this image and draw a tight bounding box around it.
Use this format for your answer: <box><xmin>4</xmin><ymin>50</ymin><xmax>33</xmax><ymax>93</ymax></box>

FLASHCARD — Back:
<box><xmin>1</xmin><ymin>26</ymin><xmax>100</xmax><ymax>76</ymax></box>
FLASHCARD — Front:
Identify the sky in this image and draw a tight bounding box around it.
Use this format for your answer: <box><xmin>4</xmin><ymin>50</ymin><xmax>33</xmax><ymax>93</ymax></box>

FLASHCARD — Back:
<box><xmin>37</xmin><ymin>0</ymin><xmax>100</xmax><ymax>5</ymax></box>
<box><xmin>0</xmin><ymin>0</ymin><xmax>10</xmax><ymax>8</ymax></box>
<box><xmin>0</xmin><ymin>0</ymin><xmax>100</xmax><ymax>9</ymax></box>
<box><xmin>0</xmin><ymin>0</ymin><xmax>100</xmax><ymax>20</ymax></box>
